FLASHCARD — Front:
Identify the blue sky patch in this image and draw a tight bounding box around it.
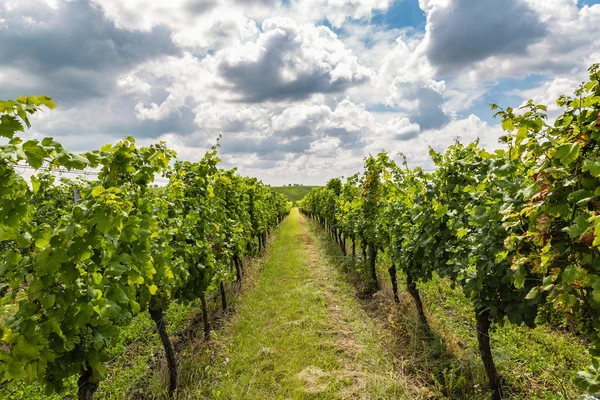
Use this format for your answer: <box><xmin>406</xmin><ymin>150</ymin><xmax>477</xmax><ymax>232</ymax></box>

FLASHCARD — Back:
<box><xmin>459</xmin><ymin>75</ymin><xmax>547</xmax><ymax>123</ymax></box>
<box><xmin>371</xmin><ymin>0</ymin><xmax>426</xmax><ymax>30</ymax></box>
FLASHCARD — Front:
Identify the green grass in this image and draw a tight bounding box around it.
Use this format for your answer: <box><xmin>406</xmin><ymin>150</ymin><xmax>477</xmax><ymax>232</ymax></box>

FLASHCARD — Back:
<box><xmin>270</xmin><ymin>186</ymin><xmax>320</xmax><ymax>203</ymax></box>
<box><xmin>418</xmin><ymin>274</ymin><xmax>590</xmax><ymax>399</ymax></box>
<box><xmin>164</xmin><ymin>208</ymin><xmax>411</xmax><ymax>399</ymax></box>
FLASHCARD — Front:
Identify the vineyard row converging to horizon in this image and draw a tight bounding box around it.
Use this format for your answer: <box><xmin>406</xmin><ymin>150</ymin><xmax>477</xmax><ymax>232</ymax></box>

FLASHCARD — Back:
<box><xmin>0</xmin><ymin>96</ymin><xmax>291</xmax><ymax>400</ymax></box>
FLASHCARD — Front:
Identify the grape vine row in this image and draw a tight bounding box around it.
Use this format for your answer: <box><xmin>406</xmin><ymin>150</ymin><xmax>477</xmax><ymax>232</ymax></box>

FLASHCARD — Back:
<box><xmin>0</xmin><ymin>96</ymin><xmax>291</xmax><ymax>399</ymax></box>
<box><xmin>299</xmin><ymin>63</ymin><xmax>600</xmax><ymax>399</ymax></box>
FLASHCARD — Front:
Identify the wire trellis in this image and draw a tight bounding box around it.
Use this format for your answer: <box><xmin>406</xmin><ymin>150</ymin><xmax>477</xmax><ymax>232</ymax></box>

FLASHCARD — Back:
<box><xmin>12</xmin><ymin>163</ymin><xmax>171</xmax><ymax>185</ymax></box>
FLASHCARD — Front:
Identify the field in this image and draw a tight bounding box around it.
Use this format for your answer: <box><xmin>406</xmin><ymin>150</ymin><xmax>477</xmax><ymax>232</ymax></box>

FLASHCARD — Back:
<box><xmin>270</xmin><ymin>185</ymin><xmax>320</xmax><ymax>202</ymax></box>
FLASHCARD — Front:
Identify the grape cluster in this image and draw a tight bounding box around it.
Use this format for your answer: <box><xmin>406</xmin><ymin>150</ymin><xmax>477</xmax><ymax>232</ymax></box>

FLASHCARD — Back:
<box><xmin>535</xmin><ymin>301</ymin><xmax>567</xmax><ymax>328</ymax></box>
<box><xmin>576</xmin><ymin>299</ymin><xmax>596</xmax><ymax>338</ymax></box>
<box><xmin>78</xmin><ymin>326</ymin><xmax>94</xmax><ymax>352</ymax></box>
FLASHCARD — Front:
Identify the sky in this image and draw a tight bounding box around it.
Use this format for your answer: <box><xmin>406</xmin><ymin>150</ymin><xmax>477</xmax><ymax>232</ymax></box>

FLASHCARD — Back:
<box><xmin>1</xmin><ymin>0</ymin><xmax>599</xmax><ymax>185</ymax></box>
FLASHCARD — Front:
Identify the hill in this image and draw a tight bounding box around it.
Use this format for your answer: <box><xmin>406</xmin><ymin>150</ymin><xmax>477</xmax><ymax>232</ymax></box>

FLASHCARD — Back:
<box><xmin>270</xmin><ymin>185</ymin><xmax>319</xmax><ymax>202</ymax></box>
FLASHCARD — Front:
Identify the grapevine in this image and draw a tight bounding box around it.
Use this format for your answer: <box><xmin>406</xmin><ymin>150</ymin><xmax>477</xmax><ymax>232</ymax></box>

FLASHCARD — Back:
<box><xmin>0</xmin><ymin>97</ymin><xmax>291</xmax><ymax>399</ymax></box>
<box><xmin>299</xmin><ymin>63</ymin><xmax>600</xmax><ymax>398</ymax></box>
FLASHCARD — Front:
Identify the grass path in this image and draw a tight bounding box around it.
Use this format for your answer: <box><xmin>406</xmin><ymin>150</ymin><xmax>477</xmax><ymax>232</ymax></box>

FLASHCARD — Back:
<box><xmin>175</xmin><ymin>208</ymin><xmax>412</xmax><ymax>399</ymax></box>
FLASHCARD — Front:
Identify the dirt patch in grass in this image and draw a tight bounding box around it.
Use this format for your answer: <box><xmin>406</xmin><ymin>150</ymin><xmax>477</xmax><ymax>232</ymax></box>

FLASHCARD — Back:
<box><xmin>298</xmin><ymin>366</ymin><xmax>330</xmax><ymax>393</ymax></box>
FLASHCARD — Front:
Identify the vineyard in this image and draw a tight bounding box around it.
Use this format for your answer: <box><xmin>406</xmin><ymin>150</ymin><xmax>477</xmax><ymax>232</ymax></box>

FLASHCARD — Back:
<box><xmin>1</xmin><ymin>68</ymin><xmax>600</xmax><ymax>400</ymax></box>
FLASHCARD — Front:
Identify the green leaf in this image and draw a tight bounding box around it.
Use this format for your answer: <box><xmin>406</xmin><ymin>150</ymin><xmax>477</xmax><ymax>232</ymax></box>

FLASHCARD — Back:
<box><xmin>96</xmin><ymin>216</ymin><xmax>113</xmax><ymax>235</ymax></box>
<box><xmin>129</xmin><ymin>300</ymin><xmax>140</xmax><ymax>315</ymax></box>
<box><xmin>514</xmin><ymin>271</ymin><xmax>525</xmax><ymax>289</ymax></box>
<box><xmin>495</xmin><ymin>251</ymin><xmax>508</xmax><ymax>263</ymax></box>
<box><xmin>66</xmin><ymin>153</ymin><xmax>89</xmax><ymax>169</ymax></box>
<box><xmin>0</xmin><ymin>227</ymin><xmax>18</xmax><ymax>241</ymax></box>
<box><xmin>88</xmin><ymin>355</ymin><xmax>108</xmax><ymax>381</ymax></box>
<box><xmin>515</xmin><ymin>127</ymin><xmax>528</xmax><ymax>145</ymax></box>
<box><xmin>87</xmin><ymin>287</ymin><xmax>100</xmax><ymax>300</ymax></box>
<box><xmin>567</xmin><ymin>214</ymin><xmax>590</xmax><ymax>239</ymax></box>
<box><xmin>127</xmin><ymin>275</ymin><xmax>144</xmax><ymax>285</ymax></box>
<box><xmin>583</xmin><ymin>159</ymin><xmax>600</xmax><ymax>177</ymax></box>
<box><xmin>574</xmin><ymin>370</ymin><xmax>600</xmax><ymax>392</ymax></box>
<box><xmin>563</xmin><ymin>264</ymin><xmax>589</xmax><ymax>286</ymax></box>
<box><xmin>13</xmin><ymin>335</ymin><xmax>41</xmax><ymax>360</ymax></box>
<box><xmin>105</xmin><ymin>263</ymin><xmax>127</xmax><ymax>276</ymax></box>
<box><xmin>502</xmin><ymin>118</ymin><xmax>515</xmax><ymax>131</ymax></box>
<box><xmin>592</xmin><ymin>282</ymin><xmax>600</xmax><ymax>304</ymax></box>
<box><xmin>34</xmin><ymin>226</ymin><xmax>52</xmax><ymax>248</ymax></box>
<box><xmin>456</xmin><ymin>227</ymin><xmax>468</xmax><ymax>238</ymax></box>
<box><xmin>568</xmin><ymin>189</ymin><xmax>591</xmax><ymax>204</ymax></box>
<box><xmin>80</xmin><ymin>250</ymin><xmax>93</xmax><ymax>262</ymax></box>
<box><xmin>31</xmin><ymin>175</ymin><xmax>41</xmax><ymax>194</ymax></box>
<box><xmin>40</xmin><ymin>294</ymin><xmax>56</xmax><ymax>309</ymax></box>
<box><xmin>17</xmin><ymin>231</ymin><xmax>32</xmax><ymax>248</ymax></box>
<box><xmin>525</xmin><ymin>286</ymin><xmax>539</xmax><ymax>300</ymax></box>
<box><xmin>28</xmin><ymin>279</ymin><xmax>44</xmax><ymax>299</ymax></box>
<box><xmin>554</xmin><ymin>142</ymin><xmax>580</xmax><ymax>166</ymax></box>
<box><xmin>108</xmin><ymin>287</ymin><xmax>129</xmax><ymax>305</ymax></box>
<box><xmin>22</xmin><ymin>140</ymin><xmax>48</xmax><ymax>169</ymax></box>
<box><xmin>91</xmin><ymin>272</ymin><xmax>103</xmax><ymax>285</ymax></box>
<box><xmin>522</xmin><ymin>181</ymin><xmax>541</xmax><ymax>199</ymax></box>
<box><xmin>91</xmin><ymin>186</ymin><xmax>105</xmax><ymax>197</ymax></box>
<box><xmin>0</xmin><ymin>115</ymin><xmax>24</xmax><ymax>139</ymax></box>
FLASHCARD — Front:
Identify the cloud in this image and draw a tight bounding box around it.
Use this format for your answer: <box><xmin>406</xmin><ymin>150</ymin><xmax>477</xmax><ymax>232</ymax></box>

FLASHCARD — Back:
<box><xmin>375</xmin><ymin>0</ymin><xmax>599</xmax><ymax>131</ymax></box>
<box><xmin>207</xmin><ymin>100</ymin><xmax>375</xmax><ymax>156</ymax></box>
<box><xmin>508</xmin><ymin>75</ymin><xmax>582</xmax><ymax>117</ymax></box>
<box><xmin>450</xmin><ymin>0</ymin><xmax>600</xmax><ymax>81</ymax></box>
<box><xmin>322</xmin><ymin>100</ymin><xmax>374</xmax><ymax>147</ymax></box>
<box><xmin>121</xmin><ymin>17</ymin><xmax>373</xmax><ymax>119</ymax></box>
<box><xmin>117</xmin><ymin>74</ymin><xmax>152</xmax><ymax>94</ymax></box>
<box><xmin>1</xmin><ymin>0</ymin><xmax>598</xmax><ymax>186</ymax></box>
<box><xmin>149</xmin><ymin>98</ymin><xmax>416</xmax><ymax>169</ymax></box>
<box><xmin>373</xmin><ymin>35</ymin><xmax>452</xmax><ymax>131</ymax></box>
<box><xmin>216</xmin><ymin>17</ymin><xmax>373</xmax><ymax>102</ymax></box>
<box><xmin>377</xmin><ymin>117</ymin><xmax>420</xmax><ymax>140</ymax></box>
<box><xmin>365</xmin><ymin>114</ymin><xmax>503</xmax><ymax>170</ymax></box>
<box><xmin>272</xmin><ymin>103</ymin><xmax>332</xmax><ymax>137</ymax></box>
<box><xmin>90</xmin><ymin>0</ymin><xmax>266</xmax><ymax>51</ymax></box>
<box><xmin>123</xmin><ymin>53</ymin><xmax>214</xmax><ymax>120</ymax></box>
<box><xmin>91</xmin><ymin>0</ymin><xmax>394</xmax><ymax>52</ymax></box>
<box><xmin>27</xmin><ymin>95</ymin><xmax>198</xmax><ymax>146</ymax></box>
<box><xmin>290</xmin><ymin>0</ymin><xmax>391</xmax><ymax>28</ymax></box>
<box><xmin>386</xmin><ymin>78</ymin><xmax>450</xmax><ymax>130</ymax></box>
<box><xmin>0</xmin><ymin>0</ymin><xmax>178</xmax><ymax>104</ymax></box>
<box><xmin>219</xmin><ymin>135</ymin><xmax>312</xmax><ymax>160</ymax></box>
<box><xmin>422</xmin><ymin>0</ymin><xmax>547</xmax><ymax>74</ymax></box>
<box><xmin>307</xmin><ymin>137</ymin><xmax>342</xmax><ymax>157</ymax></box>
<box><xmin>195</xmin><ymin>103</ymin><xmax>271</xmax><ymax>133</ymax></box>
